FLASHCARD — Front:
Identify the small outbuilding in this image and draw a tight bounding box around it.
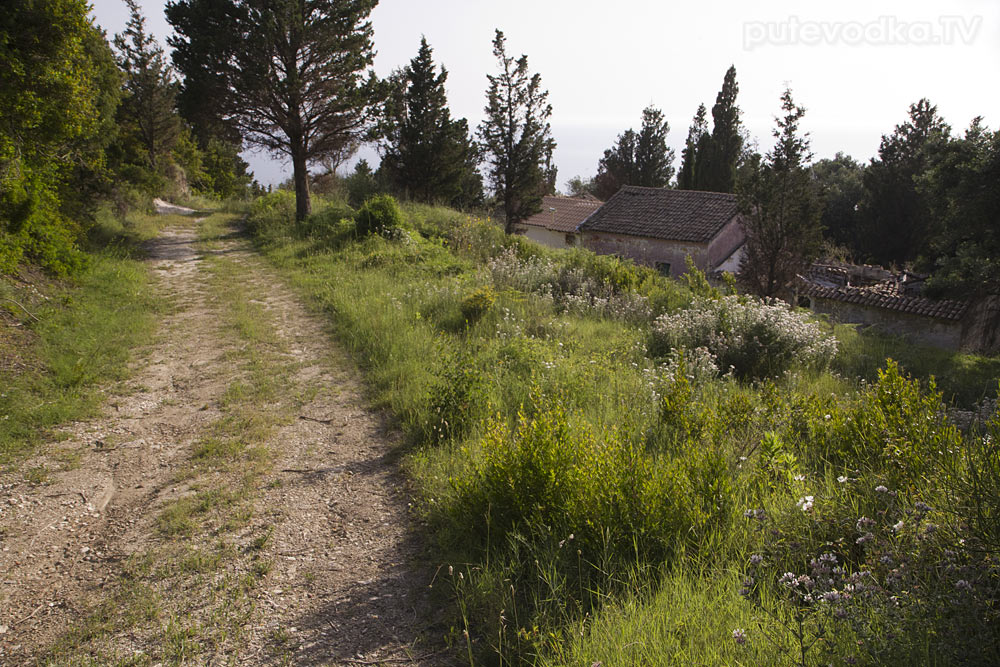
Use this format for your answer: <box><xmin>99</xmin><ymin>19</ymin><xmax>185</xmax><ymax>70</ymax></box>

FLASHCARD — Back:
<box><xmin>515</xmin><ymin>195</ymin><xmax>604</xmax><ymax>250</ymax></box>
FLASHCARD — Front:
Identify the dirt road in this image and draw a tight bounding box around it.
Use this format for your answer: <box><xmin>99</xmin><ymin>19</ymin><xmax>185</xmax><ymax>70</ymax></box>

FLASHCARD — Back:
<box><xmin>0</xmin><ymin>209</ymin><xmax>449</xmax><ymax>665</ymax></box>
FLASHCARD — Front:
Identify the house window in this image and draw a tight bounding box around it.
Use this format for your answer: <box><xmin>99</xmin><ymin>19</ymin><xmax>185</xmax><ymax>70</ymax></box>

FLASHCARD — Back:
<box><xmin>798</xmin><ymin>296</ymin><xmax>813</xmax><ymax>309</ymax></box>
<box><xmin>564</xmin><ymin>233</ymin><xmax>576</xmax><ymax>246</ymax></box>
<box><xmin>655</xmin><ymin>262</ymin><xmax>671</xmax><ymax>277</ymax></box>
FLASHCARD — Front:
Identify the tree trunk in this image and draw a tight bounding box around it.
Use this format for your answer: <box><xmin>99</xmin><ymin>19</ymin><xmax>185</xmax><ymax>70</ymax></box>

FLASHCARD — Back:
<box><xmin>292</xmin><ymin>147</ymin><xmax>311</xmax><ymax>222</ymax></box>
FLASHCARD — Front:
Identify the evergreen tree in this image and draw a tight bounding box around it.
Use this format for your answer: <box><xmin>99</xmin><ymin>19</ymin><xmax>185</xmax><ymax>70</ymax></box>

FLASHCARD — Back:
<box><xmin>921</xmin><ymin>120</ymin><xmax>1000</xmax><ymax>296</ymax></box>
<box><xmin>702</xmin><ymin>65</ymin><xmax>743</xmax><ymax>193</ymax></box>
<box><xmin>812</xmin><ymin>153</ymin><xmax>865</xmax><ymax>253</ymax></box>
<box><xmin>113</xmin><ymin>0</ymin><xmax>181</xmax><ymax>172</ymax></box>
<box><xmin>856</xmin><ymin>99</ymin><xmax>950</xmax><ymax>265</ymax></box>
<box><xmin>677</xmin><ymin>103</ymin><xmax>708</xmax><ymax>190</ymax></box>
<box><xmin>380</xmin><ymin>37</ymin><xmax>482</xmax><ymax>208</ymax></box>
<box><xmin>477</xmin><ymin>30</ymin><xmax>556</xmax><ymax>233</ymax></box>
<box><xmin>167</xmin><ymin>0</ymin><xmax>382</xmax><ymax>221</ymax></box>
<box><xmin>738</xmin><ymin>87</ymin><xmax>823</xmax><ymax>298</ymax></box>
<box><xmin>594</xmin><ymin>105</ymin><xmax>675</xmax><ymax>200</ymax></box>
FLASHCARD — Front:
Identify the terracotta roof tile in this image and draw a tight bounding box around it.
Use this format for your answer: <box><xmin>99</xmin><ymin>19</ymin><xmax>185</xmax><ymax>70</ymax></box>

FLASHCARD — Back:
<box><xmin>521</xmin><ymin>196</ymin><xmax>604</xmax><ymax>233</ymax></box>
<box><xmin>797</xmin><ymin>277</ymin><xmax>969</xmax><ymax>321</ymax></box>
<box><xmin>578</xmin><ymin>186</ymin><xmax>739</xmax><ymax>243</ymax></box>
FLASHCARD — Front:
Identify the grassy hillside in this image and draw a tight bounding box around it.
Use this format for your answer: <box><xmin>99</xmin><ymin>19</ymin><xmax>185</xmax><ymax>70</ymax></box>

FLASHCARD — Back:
<box><xmin>248</xmin><ymin>191</ymin><xmax>1000</xmax><ymax>666</ymax></box>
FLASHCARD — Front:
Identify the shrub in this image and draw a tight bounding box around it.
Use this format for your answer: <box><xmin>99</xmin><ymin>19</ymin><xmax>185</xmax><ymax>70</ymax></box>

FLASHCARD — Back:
<box><xmin>649</xmin><ymin>295</ymin><xmax>838</xmax><ymax>380</ymax></box>
<box><xmin>460</xmin><ymin>285</ymin><xmax>496</xmax><ymax>325</ymax></box>
<box><xmin>354</xmin><ymin>194</ymin><xmax>404</xmax><ymax>237</ymax></box>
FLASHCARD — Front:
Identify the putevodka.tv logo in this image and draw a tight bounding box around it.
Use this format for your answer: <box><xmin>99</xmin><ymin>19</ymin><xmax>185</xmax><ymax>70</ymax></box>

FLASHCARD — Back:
<box><xmin>744</xmin><ymin>15</ymin><xmax>983</xmax><ymax>50</ymax></box>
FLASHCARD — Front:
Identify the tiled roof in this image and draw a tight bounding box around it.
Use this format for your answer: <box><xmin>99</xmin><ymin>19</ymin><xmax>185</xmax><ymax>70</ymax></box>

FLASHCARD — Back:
<box><xmin>797</xmin><ymin>277</ymin><xmax>969</xmax><ymax>321</ymax></box>
<box><xmin>521</xmin><ymin>196</ymin><xmax>604</xmax><ymax>233</ymax></box>
<box><xmin>578</xmin><ymin>186</ymin><xmax>739</xmax><ymax>243</ymax></box>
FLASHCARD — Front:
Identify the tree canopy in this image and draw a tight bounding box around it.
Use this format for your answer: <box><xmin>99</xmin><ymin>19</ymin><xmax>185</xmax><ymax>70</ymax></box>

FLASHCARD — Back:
<box><xmin>593</xmin><ymin>106</ymin><xmax>675</xmax><ymax>200</ymax></box>
<box><xmin>167</xmin><ymin>0</ymin><xmax>382</xmax><ymax>221</ymax></box>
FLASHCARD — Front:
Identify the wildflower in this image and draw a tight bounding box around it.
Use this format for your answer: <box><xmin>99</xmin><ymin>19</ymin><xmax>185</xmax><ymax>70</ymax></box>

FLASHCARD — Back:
<box><xmin>914</xmin><ymin>501</ymin><xmax>933</xmax><ymax>513</ymax></box>
<box><xmin>749</xmin><ymin>554</ymin><xmax>763</xmax><ymax>566</ymax></box>
<box><xmin>821</xmin><ymin>591</ymin><xmax>842</xmax><ymax>603</ymax></box>
<box><xmin>856</xmin><ymin>533</ymin><xmax>875</xmax><ymax>545</ymax></box>
<box><xmin>838</xmin><ymin>475</ymin><xmax>849</xmax><ymax>483</ymax></box>
<box><xmin>893</xmin><ymin>520</ymin><xmax>905</xmax><ymax>533</ymax></box>
<box><xmin>856</xmin><ymin>517</ymin><xmax>876</xmax><ymax>531</ymax></box>
<box><xmin>732</xmin><ymin>628</ymin><xmax>747</xmax><ymax>645</ymax></box>
<box><xmin>793</xmin><ymin>474</ymin><xmax>806</xmax><ymax>482</ymax></box>
<box><xmin>779</xmin><ymin>572</ymin><xmax>796</xmax><ymax>587</ymax></box>
<box><xmin>955</xmin><ymin>580</ymin><xmax>973</xmax><ymax>592</ymax></box>
<box><xmin>796</xmin><ymin>574</ymin><xmax>814</xmax><ymax>589</ymax></box>
<box><xmin>448</xmin><ymin>565</ymin><xmax>453</xmax><ymax>576</ymax></box>
<box><xmin>797</xmin><ymin>495</ymin><xmax>815</xmax><ymax>512</ymax></box>
<box><xmin>875</xmin><ymin>485</ymin><xmax>889</xmax><ymax>493</ymax></box>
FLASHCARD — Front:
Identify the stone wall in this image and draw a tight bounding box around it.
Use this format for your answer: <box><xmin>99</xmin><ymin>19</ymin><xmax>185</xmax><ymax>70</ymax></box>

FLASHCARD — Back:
<box><xmin>518</xmin><ymin>225</ymin><xmax>576</xmax><ymax>250</ymax></box>
<box><xmin>807</xmin><ymin>295</ymin><xmax>964</xmax><ymax>349</ymax></box>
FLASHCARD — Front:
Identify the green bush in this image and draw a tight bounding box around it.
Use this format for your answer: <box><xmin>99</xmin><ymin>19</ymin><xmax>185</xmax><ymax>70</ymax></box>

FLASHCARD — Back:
<box><xmin>354</xmin><ymin>194</ymin><xmax>404</xmax><ymax>238</ymax></box>
<box><xmin>460</xmin><ymin>285</ymin><xmax>496</xmax><ymax>325</ymax></box>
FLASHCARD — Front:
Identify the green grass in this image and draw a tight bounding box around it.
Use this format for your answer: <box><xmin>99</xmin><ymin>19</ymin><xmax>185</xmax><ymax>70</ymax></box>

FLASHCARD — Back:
<box><xmin>1</xmin><ymin>249</ymin><xmax>164</xmax><ymax>464</ymax></box>
<box><xmin>238</xmin><ymin>192</ymin><xmax>1000</xmax><ymax>665</ymax></box>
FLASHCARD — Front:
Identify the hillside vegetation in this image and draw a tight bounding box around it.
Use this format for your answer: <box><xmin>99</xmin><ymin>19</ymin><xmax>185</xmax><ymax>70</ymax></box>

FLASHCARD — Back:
<box><xmin>247</xmin><ymin>191</ymin><xmax>1000</xmax><ymax>666</ymax></box>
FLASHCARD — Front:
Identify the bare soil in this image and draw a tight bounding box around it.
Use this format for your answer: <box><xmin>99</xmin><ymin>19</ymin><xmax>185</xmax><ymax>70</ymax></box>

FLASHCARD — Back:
<box><xmin>0</xmin><ymin>207</ymin><xmax>451</xmax><ymax>665</ymax></box>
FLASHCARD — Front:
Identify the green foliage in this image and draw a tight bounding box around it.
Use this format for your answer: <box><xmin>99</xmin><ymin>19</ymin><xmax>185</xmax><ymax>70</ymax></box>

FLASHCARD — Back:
<box><xmin>166</xmin><ymin>0</ymin><xmax>382</xmax><ymax>221</ymax></box>
<box><xmin>1</xmin><ymin>0</ymin><xmax>120</xmax><ymax>275</ymax></box>
<box><xmin>737</xmin><ymin>87</ymin><xmax>824</xmax><ymax>298</ymax></box>
<box><xmin>1</xmin><ymin>252</ymin><xmax>161</xmax><ymax>461</ymax></box>
<box><xmin>379</xmin><ymin>37</ymin><xmax>483</xmax><ymax>208</ymax></box>
<box><xmin>247</xmin><ymin>195</ymin><xmax>1000</xmax><ymax>665</ymax></box>
<box><xmin>354</xmin><ymin>194</ymin><xmax>404</xmax><ymax>238</ymax></box>
<box><xmin>593</xmin><ymin>106</ymin><xmax>675</xmax><ymax>200</ymax></box>
<box><xmin>683</xmin><ymin>66</ymin><xmax>744</xmax><ymax>193</ymax></box>
<box><xmin>478</xmin><ymin>30</ymin><xmax>556</xmax><ymax>232</ymax></box>
<box><xmin>650</xmin><ymin>295</ymin><xmax>838</xmax><ymax>380</ymax></box>
<box><xmin>460</xmin><ymin>285</ymin><xmax>496</xmax><ymax>325</ymax></box>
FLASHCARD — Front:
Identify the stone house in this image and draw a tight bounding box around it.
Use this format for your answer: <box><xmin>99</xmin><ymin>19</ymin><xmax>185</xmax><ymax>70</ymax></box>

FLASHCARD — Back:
<box><xmin>514</xmin><ymin>194</ymin><xmax>604</xmax><ymax>250</ymax></box>
<box><xmin>575</xmin><ymin>186</ymin><xmax>746</xmax><ymax>277</ymax></box>
<box><xmin>796</xmin><ymin>263</ymin><xmax>1000</xmax><ymax>353</ymax></box>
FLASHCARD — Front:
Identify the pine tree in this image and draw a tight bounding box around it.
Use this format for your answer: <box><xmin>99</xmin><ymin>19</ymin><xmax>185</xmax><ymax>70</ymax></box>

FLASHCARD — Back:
<box><xmin>113</xmin><ymin>0</ymin><xmax>181</xmax><ymax>171</ymax></box>
<box><xmin>167</xmin><ymin>0</ymin><xmax>382</xmax><ymax>221</ymax></box>
<box><xmin>738</xmin><ymin>87</ymin><xmax>823</xmax><ymax>298</ymax></box>
<box><xmin>594</xmin><ymin>105</ymin><xmax>674</xmax><ymax>199</ymax></box>
<box><xmin>380</xmin><ymin>37</ymin><xmax>482</xmax><ymax>208</ymax></box>
<box><xmin>677</xmin><ymin>103</ymin><xmax>708</xmax><ymax>190</ymax></box>
<box><xmin>477</xmin><ymin>30</ymin><xmax>556</xmax><ymax>233</ymax></box>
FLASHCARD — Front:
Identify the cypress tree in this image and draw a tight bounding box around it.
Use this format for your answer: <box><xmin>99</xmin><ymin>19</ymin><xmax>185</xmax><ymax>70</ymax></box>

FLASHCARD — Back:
<box><xmin>478</xmin><ymin>30</ymin><xmax>556</xmax><ymax>233</ymax></box>
<box><xmin>702</xmin><ymin>65</ymin><xmax>743</xmax><ymax>193</ymax></box>
<box><xmin>594</xmin><ymin>105</ymin><xmax>674</xmax><ymax>199</ymax></box>
<box><xmin>677</xmin><ymin>103</ymin><xmax>708</xmax><ymax>190</ymax></box>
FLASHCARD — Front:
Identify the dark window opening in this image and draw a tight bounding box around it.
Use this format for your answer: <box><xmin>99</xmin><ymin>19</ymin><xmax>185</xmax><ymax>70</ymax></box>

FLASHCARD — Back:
<box><xmin>656</xmin><ymin>262</ymin><xmax>672</xmax><ymax>277</ymax></box>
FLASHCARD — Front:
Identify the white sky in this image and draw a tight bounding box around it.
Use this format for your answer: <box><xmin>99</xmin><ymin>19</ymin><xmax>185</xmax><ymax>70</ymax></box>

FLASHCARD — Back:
<box><xmin>90</xmin><ymin>0</ymin><xmax>1000</xmax><ymax>188</ymax></box>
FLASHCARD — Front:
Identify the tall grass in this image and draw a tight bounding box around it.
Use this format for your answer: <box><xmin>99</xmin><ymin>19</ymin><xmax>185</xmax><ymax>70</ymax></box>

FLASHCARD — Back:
<box><xmin>248</xmin><ymin>192</ymin><xmax>1000</xmax><ymax>665</ymax></box>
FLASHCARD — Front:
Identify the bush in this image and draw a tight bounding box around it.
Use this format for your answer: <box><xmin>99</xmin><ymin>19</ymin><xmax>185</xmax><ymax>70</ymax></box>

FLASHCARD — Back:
<box><xmin>649</xmin><ymin>295</ymin><xmax>838</xmax><ymax>380</ymax></box>
<box><xmin>460</xmin><ymin>285</ymin><xmax>495</xmax><ymax>325</ymax></box>
<box><xmin>354</xmin><ymin>194</ymin><xmax>403</xmax><ymax>238</ymax></box>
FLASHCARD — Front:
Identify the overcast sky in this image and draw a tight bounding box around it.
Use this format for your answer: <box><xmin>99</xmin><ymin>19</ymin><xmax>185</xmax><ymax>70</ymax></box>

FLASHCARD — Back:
<box><xmin>90</xmin><ymin>0</ymin><xmax>1000</xmax><ymax>189</ymax></box>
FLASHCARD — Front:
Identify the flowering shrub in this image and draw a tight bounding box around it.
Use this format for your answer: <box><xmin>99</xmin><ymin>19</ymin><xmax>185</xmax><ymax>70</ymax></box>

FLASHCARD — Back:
<box><xmin>649</xmin><ymin>295</ymin><xmax>838</xmax><ymax>380</ymax></box>
<box><xmin>741</xmin><ymin>483</ymin><xmax>1000</xmax><ymax>665</ymax></box>
<box><xmin>486</xmin><ymin>248</ymin><xmax>653</xmax><ymax>323</ymax></box>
